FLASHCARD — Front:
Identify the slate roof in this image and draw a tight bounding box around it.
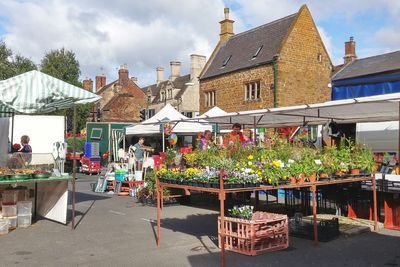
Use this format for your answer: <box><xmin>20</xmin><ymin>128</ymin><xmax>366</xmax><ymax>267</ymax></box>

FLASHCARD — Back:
<box><xmin>201</xmin><ymin>13</ymin><xmax>297</xmax><ymax>80</ymax></box>
<box><xmin>333</xmin><ymin>51</ymin><xmax>400</xmax><ymax>81</ymax></box>
<box><xmin>142</xmin><ymin>74</ymin><xmax>191</xmax><ymax>103</ymax></box>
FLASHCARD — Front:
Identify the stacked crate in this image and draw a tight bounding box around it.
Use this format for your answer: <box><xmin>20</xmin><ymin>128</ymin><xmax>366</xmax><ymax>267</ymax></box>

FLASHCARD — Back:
<box><xmin>218</xmin><ymin>212</ymin><xmax>289</xmax><ymax>256</ymax></box>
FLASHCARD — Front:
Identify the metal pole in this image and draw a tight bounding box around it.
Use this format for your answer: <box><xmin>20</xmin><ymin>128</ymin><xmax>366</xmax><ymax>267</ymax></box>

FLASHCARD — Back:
<box><xmin>219</xmin><ymin>169</ymin><xmax>226</xmax><ymax>267</ymax></box>
<box><xmin>253</xmin><ymin>117</ymin><xmax>257</xmax><ymax>145</ymax></box>
<box><xmin>312</xmin><ymin>185</ymin><xmax>318</xmax><ymax>244</ymax></box>
<box><xmin>157</xmin><ymin>178</ymin><xmax>161</xmax><ymax>247</ymax></box>
<box><xmin>162</xmin><ymin>124</ymin><xmax>165</xmax><ymax>152</ymax></box>
<box><xmin>373</xmin><ymin>174</ymin><xmax>378</xmax><ymax>231</ymax></box>
<box><xmin>72</xmin><ymin>105</ymin><xmax>77</xmax><ymax>230</ymax></box>
<box><xmin>398</xmin><ymin>102</ymin><xmax>400</xmax><ymax>163</ymax></box>
<box><xmin>10</xmin><ymin>112</ymin><xmax>14</xmax><ymax>149</ymax></box>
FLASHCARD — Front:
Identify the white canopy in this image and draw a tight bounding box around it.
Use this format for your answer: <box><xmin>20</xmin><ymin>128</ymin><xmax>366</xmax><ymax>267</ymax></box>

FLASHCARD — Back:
<box><xmin>186</xmin><ymin>93</ymin><xmax>400</xmax><ymax>127</ymax></box>
<box><xmin>195</xmin><ymin>106</ymin><xmax>227</xmax><ymax>119</ymax></box>
<box><xmin>125</xmin><ymin>104</ymin><xmax>211</xmax><ymax>135</ymax></box>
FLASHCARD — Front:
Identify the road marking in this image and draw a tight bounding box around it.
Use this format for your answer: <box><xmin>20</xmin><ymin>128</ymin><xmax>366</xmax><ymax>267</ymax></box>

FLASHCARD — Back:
<box><xmin>108</xmin><ymin>210</ymin><xmax>126</xmax><ymax>216</ymax></box>
<box><xmin>141</xmin><ymin>218</ymin><xmax>156</xmax><ymax>223</ymax></box>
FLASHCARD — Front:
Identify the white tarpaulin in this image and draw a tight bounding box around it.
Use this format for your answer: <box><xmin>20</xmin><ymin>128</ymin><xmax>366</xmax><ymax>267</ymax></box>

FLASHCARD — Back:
<box><xmin>186</xmin><ymin>93</ymin><xmax>400</xmax><ymax>127</ymax></box>
<box><xmin>125</xmin><ymin>104</ymin><xmax>211</xmax><ymax>135</ymax></box>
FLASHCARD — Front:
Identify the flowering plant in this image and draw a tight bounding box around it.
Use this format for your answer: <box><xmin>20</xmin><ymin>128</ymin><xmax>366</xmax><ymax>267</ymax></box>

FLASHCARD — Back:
<box><xmin>228</xmin><ymin>205</ymin><xmax>254</xmax><ymax>220</ymax></box>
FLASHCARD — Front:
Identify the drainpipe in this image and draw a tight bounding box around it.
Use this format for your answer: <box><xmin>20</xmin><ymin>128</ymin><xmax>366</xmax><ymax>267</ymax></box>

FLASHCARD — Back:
<box><xmin>272</xmin><ymin>55</ymin><xmax>279</xmax><ymax>108</ymax></box>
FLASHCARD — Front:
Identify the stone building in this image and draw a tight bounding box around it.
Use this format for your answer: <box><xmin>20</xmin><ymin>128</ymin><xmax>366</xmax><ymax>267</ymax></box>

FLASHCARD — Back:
<box><xmin>142</xmin><ymin>54</ymin><xmax>206</xmax><ymax>118</ymax></box>
<box><xmin>199</xmin><ymin>5</ymin><xmax>332</xmax><ymax>113</ymax></box>
<box><xmin>83</xmin><ymin>65</ymin><xmax>146</xmax><ymax>122</ymax></box>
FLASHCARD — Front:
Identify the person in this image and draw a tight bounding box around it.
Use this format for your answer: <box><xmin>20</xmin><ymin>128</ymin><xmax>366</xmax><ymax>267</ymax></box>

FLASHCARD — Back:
<box><xmin>242</xmin><ymin>129</ymin><xmax>254</xmax><ymax>146</ymax></box>
<box><xmin>199</xmin><ymin>130</ymin><xmax>213</xmax><ymax>150</ymax></box>
<box><xmin>19</xmin><ymin>135</ymin><xmax>32</xmax><ymax>153</ymax></box>
<box><xmin>229</xmin><ymin>123</ymin><xmax>245</xmax><ymax>144</ymax></box>
<box><xmin>133</xmin><ymin>137</ymin><xmax>154</xmax><ymax>171</ymax></box>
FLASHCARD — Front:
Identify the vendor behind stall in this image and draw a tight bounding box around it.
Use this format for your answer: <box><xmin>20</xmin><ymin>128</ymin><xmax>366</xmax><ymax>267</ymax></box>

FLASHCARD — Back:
<box><xmin>19</xmin><ymin>135</ymin><xmax>32</xmax><ymax>153</ymax></box>
<box><xmin>133</xmin><ymin>137</ymin><xmax>154</xmax><ymax>170</ymax></box>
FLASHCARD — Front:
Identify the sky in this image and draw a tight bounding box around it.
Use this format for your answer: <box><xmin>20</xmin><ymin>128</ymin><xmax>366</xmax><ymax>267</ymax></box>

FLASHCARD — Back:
<box><xmin>0</xmin><ymin>0</ymin><xmax>399</xmax><ymax>88</ymax></box>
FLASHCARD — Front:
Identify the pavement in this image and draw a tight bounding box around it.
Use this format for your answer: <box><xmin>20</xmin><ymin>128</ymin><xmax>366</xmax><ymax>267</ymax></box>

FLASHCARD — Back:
<box><xmin>0</xmin><ymin>175</ymin><xmax>400</xmax><ymax>267</ymax></box>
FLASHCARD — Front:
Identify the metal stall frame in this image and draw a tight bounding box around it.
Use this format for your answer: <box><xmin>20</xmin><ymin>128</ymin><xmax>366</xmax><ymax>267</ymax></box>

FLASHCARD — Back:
<box><xmin>156</xmin><ymin>174</ymin><xmax>377</xmax><ymax>267</ymax></box>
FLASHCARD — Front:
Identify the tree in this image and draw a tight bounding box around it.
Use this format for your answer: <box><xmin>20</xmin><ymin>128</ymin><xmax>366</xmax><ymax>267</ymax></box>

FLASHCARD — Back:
<box><xmin>0</xmin><ymin>40</ymin><xmax>37</xmax><ymax>80</ymax></box>
<box><xmin>40</xmin><ymin>48</ymin><xmax>89</xmax><ymax>132</ymax></box>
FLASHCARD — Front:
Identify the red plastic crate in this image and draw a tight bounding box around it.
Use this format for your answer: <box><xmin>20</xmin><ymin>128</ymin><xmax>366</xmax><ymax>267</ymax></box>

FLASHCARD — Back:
<box><xmin>218</xmin><ymin>212</ymin><xmax>288</xmax><ymax>256</ymax></box>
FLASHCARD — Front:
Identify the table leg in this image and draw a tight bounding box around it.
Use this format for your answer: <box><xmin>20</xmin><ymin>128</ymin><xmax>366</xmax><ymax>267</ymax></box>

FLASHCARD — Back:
<box><xmin>157</xmin><ymin>181</ymin><xmax>161</xmax><ymax>247</ymax></box>
<box><xmin>219</xmin><ymin>171</ymin><xmax>226</xmax><ymax>267</ymax></box>
<box><xmin>312</xmin><ymin>185</ymin><xmax>318</xmax><ymax>244</ymax></box>
<box><xmin>34</xmin><ymin>182</ymin><xmax>38</xmax><ymax>221</ymax></box>
<box><xmin>255</xmin><ymin>191</ymin><xmax>260</xmax><ymax>210</ymax></box>
<box><xmin>372</xmin><ymin>174</ymin><xmax>378</xmax><ymax>231</ymax></box>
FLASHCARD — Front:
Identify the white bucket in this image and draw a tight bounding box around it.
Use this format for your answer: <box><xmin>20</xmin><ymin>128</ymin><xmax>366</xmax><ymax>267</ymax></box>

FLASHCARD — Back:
<box><xmin>134</xmin><ymin>171</ymin><xmax>143</xmax><ymax>181</ymax></box>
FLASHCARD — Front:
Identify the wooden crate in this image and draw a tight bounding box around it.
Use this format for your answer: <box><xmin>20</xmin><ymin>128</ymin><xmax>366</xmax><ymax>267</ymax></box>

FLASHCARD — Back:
<box><xmin>218</xmin><ymin>212</ymin><xmax>289</xmax><ymax>256</ymax></box>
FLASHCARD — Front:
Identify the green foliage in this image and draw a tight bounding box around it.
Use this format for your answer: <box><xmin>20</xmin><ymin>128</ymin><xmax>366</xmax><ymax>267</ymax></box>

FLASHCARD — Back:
<box><xmin>40</xmin><ymin>47</ymin><xmax>89</xmax><ymax>133</ymax></box>
<box><xmin>0</xmin><ymin>40</ymin><xmax>37</xmax><ymax>80</ymax></box>
<box><xmin>66</xmin><ymin>137</ymin><xmax>86</xmax><ymax>152</ymax></box>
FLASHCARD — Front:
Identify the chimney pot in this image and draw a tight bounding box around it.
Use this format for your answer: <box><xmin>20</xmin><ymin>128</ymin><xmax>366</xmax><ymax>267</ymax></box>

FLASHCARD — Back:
<box><xmin>344</xmin><ymin>36</ymin><xmax>357</xmax><ymax>64</ymax></box>
<box><xmin>156</xmin><ymin>67</ymin><xmax>164</xmax><ymax>84</ymax></box>
<box><xmin>169</xmin><ymin>61</ymin><xmax>181</xmax><ymax>81</ymax></box>
<box><xmin>118</xmin><ymin>64</ymin><xmax>129</xmax><ymax>86</ymax></box>
<box><xmin>95</xmin><ymin>75</ymin><xmax>106</xmax><ymax>91</ymax></box>
<box><xmin>83</xmin><ymin>78</ymin><xmax>93</xmax><ymax>92</ymax></box>
<box><xmin>219</xmin><ymin>7</ymin><xmax>234</xmax><ymax>43</ymax></box>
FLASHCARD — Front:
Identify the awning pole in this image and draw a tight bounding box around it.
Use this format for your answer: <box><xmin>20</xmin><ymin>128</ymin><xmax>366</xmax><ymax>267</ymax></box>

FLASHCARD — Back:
<box><xmin>253</xmin><ymin>117</ymin><xmax>257</xmax><ymax>145</ymax></box>
<box><xmin>162</xmin><ymin>124</ymin><xmax>165</xmax><ymax>152</ymax></box>
<box><xmin>72</xmin><ymin>105</ymin><xmax>77</xmax><ymax>230</ymax></box>
<box><xmin>10</xmin><ymin>112</ymin><xmax>15</xmax><ymax>149</ymax></box>
<box><xmin>398</xmin><ymin>102</ymin><xmax>400</xmax><ymax>163</ymax></box>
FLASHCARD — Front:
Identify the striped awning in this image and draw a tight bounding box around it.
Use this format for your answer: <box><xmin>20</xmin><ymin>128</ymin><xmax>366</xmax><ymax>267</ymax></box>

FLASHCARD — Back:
<box><xmin>0</xmin><ymin>70</ymin><xmax>101</xmax><ymax>117</ymax></box>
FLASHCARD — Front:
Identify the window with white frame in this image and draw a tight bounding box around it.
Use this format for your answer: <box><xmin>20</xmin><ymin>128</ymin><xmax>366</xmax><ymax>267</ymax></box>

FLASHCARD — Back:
<box><xmin>160</xmin><ymin>91</ymin><xmax>165</xmax><ymax>101</ymax></box>
<box><xmin>204</xmin><ymin>91</ymin><xmax>216</xmax><ymax>107</ymax></box>
<box><xmin>244</xmin><ymin>81</ymin><xmax>261</xmax><ymax>101</ymax></box>
<box><xmin>148</xmin><ymin>109</ymin><xmax>155</xmax><ymax>118</ymax></box>
<box><xmin>167</xmin><ymin>89</ymin><xmax>173</xmax><ymax>99</ymax></box>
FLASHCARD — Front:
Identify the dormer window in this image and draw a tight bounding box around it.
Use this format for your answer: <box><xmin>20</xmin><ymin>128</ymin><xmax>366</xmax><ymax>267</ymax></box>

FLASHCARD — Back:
<box><xmin>222</xmin><ymin>55</ymin><xmax>232</xmax><ymax>67</ymax></box>
<box><xmin>167</xmin><ymin>89</ymin><xmax>173</xmax><ymax>99</ymax></box>
<box><xmin>160</xmin><ymin>91</ymin><xmax>165</xmax><ymax>101</ymax></box>
<box><xmin>252</xmin><ymin>45</ymin><xmax>263</xmax><ymax>60</ymax></box>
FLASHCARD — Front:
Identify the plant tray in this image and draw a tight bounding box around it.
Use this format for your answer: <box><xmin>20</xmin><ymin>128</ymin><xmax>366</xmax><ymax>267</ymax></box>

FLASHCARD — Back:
<box><xmin>289</xmin><ymin>217</ymin><xmax>339</xmax><ymax>242</ymax></box>
<box><xmin>218</xmin><ymin>212</ymin><xmax>289</xmax><ymax>256</ymax></box>
<box><xmin>0</xmin><ymin>174</ymin><xmax>10</xmax><ymax>180</ymax></box>
<box><xmin>10</xmin><ymin>174</ymin><xmax>32</xmax><ymax>180</ymax></box>
<box><xmin>33</xmin><ymin>173</ymin><xmax>51</xmax><ymax>179</ymax></box>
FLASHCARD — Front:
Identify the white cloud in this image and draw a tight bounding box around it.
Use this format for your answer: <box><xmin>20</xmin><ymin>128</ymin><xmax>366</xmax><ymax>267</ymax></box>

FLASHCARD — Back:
<box><xmin>0</xmin><ymin>0</ymin><xmax>230</xmax><ymax>86</ymax></box>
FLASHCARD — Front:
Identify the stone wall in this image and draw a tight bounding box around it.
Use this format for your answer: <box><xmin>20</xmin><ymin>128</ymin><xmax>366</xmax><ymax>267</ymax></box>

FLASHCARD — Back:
<box><xmin>276</xmin><ymin>6</ymin><xmax>331</xmax><ymax>106</ymax></box>
<box><xmin>199</xmin><ymin>65</ymin><xmax>274</xmax><ymax>113</ymax></box>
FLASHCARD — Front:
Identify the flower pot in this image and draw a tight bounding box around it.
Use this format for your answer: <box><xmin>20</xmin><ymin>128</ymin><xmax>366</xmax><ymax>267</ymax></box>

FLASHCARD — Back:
<box><xmin>319</xmin><ymin>172</ymin><xmax>329</xmax><ymax>180</ymax></box>
<box><xmin>290</xmin><ymin>177</ymin><xmax>297</xmax><ymax>185</ymax></box>
<box><xmin>297</xmin><ymin>174</ymin><xmax>305</xmax><ymax>184</ymax></box>
<box><xmin>307</xmin><ymin>173</ymin><xmax>317</xmax><ymax>183</ymax></box>
<box><xmin>350</xmin><ymin>169</ymin><xmax>360</xmax><ymax>175</ymax></box>
<box><xmin>334</xmin><ymin>171</ymin><xmax>346</xmax><ymax>178</ymax></box>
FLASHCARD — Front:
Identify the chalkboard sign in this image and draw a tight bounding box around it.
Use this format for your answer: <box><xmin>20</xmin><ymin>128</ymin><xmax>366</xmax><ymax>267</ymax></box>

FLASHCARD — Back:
<box><xmin>94</xmin><ymin>176</ymin><xmax>107</xmax><ymax>193</ymax></box>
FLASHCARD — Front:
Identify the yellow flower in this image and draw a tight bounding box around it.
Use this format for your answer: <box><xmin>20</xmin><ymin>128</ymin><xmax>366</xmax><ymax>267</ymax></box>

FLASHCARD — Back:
<box><xmin>257</xmin><ymin>171</ymin><xmax>262</xmax><ymax>176</ymax></box>
<box><xmin>248</xmin><ymin>155</ymin><xmax>254</xmax><ymax>160</ymax></box>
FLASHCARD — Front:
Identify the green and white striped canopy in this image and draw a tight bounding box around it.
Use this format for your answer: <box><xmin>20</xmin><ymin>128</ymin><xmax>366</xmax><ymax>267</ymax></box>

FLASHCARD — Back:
<box><xmin>0</xmin><ymin>70</ymin><xmax>101</xmax><ymax>117</ymax></box>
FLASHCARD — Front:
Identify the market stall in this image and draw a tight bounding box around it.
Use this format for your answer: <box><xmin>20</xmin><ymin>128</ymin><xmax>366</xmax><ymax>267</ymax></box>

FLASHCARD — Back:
<box><xmin>154</xmin><ymin>92</ymin><xmax>400</xmax><ymax>267</ymax></box>
<box><xmin>0</xmin><ymin>70</ymin><xmax>101</xmax><ymax>230</ymax></box>
<box><xmin>125</xmin><ymin>104</ymin><xmax>212</xmax><ymax>152</ymax></box>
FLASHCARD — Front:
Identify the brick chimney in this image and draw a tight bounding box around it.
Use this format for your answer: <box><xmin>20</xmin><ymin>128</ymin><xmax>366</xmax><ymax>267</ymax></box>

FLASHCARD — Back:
<box><xmin>156</xmin><ymin>67</ymin><xmax>164</xmax><ymax>84</ymax></box>
<box><xmin>169</xmin><ymin>61</ymin><xmax>181</xmax><ymax>81</ymax></box>
<box><xmin>344</xmin><ymin>36</ymin><xmax>357</xmax><ymax>64</ymax></box>
<box><xmin>82</xmin><ymin>79</ymin><xmax>93</xmax><ymax>92</ymax></box>
<box><xmin>219</xmin><ymin>8</ymin><xmax>234</xmax><ymax>43</ymax></box>
<box><xmin>190</xmin><ymin>54</ymin><xmax>206</xmax><ymax>80</ymax></box>
<box><xmin>95</xmin><ymin>75</ymin><xmax>106</xmax><ymax>91</ymax></box>
<box><xmin>118</xmin><ymin>64</ymin><xmax>129</xmax><ymax>87</ymax></box>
